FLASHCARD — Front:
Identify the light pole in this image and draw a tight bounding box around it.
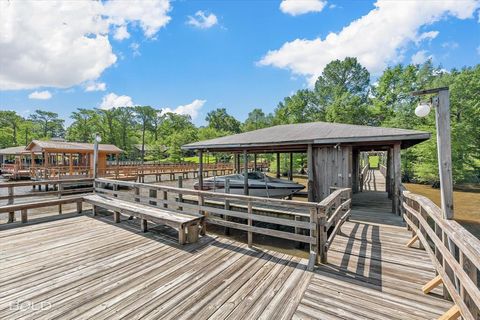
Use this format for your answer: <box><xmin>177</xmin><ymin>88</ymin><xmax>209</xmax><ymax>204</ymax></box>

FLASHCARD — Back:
<box><xmin>412</xmin><ymin>87</ymin><xmax>454</xmax><ymax>220</ymax></box>
<box><xmin>93</xmin><ymin>133</ymin><xmax>102</xmax><ymax>179</ymax></box>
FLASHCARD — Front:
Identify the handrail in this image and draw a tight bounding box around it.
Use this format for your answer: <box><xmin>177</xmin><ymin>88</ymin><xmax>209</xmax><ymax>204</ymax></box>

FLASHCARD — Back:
<box><xmin>94</xmin><ymin>178</ymin><xmax>350</xmax><ymax>270</ymax></box>
<box><xmin>359</xmin><ymin>163</ymin><xmax>369</xmax><ymax>192</ymax></box>
<box><xmin>317</xmin><ymin>187</ymin><xmax>352</xmax><ymax>263</ymax></box>
<box><xmin>0</xmin><ymin>179</ymin><xmax>93</xmax><ymax>224</ymax></box>
<box><xmin>402</xmin><ymin>190</ymin><xmax>480</xmax><ymax>320</ymax></box>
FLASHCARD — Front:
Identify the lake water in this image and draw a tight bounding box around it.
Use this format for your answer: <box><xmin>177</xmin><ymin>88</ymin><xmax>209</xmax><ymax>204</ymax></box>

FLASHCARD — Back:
<box><xmin>404</xmin><ymin>183</ymin><xmax>480</xmax><ymax>239</ymax></box>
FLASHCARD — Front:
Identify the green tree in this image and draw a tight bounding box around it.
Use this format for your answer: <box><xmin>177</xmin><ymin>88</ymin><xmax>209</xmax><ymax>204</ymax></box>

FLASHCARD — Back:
<box><xmin>0</xmin><ymin>110</ymin><xmax>24</xmax><ymax>145</ymax></box>
<box><xmin>29</xmin><ymin>109</ymin><xmax>64</xmax><ymax>138</ymax></box>
<box><xmin>67</xmin><ymin>108</ymin><xmax>100</xmax><ymax>142</ymax></box>
<box><xmin>115</xmin><ymin>107</ymin><xmax>135</xmax><ymax>152</ymax></box>
<box><xmin>160</xmin><ymin>113</ymin><xmax>197</xmax><ymax>162</ymax></box>
<box><xmin>243</xmin><ymin>108</ymin><xmax>273</xmax><ymax>131</ymax></box>
<box><xmin>314</xmin><ymin>57</ymin><xmax>370</xmax><ymax>106</ymax></box>
<box><xmin>274</xmin><ymin>89</ymin><xmax>320</xmax><ymax>124</ymax></box>
<box><xmin>206</xmin><ymin>108</ymin><xmax>241</xmax><ymax>133</ymax></box>
<box><xmin>134</xmin><ymin>106</ymin><xmax>156</xmax><ymax>163</ymax></box>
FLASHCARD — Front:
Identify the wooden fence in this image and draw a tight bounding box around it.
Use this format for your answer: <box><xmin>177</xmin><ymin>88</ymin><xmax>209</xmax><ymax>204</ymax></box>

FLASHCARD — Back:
<box><xmin>95</xmin><ymin>177</ymin><xmax>351</xmax><ymax>268</ymax></box>
<box><xmin>0</xmin><ymin>179</ymin><xmax>93</xmax><ymax>223</ymax></box>
<box><xmin>25</xmin><ymin>162</ymin><xmax>269</xmax><ymax>182</ymax></box>
<box><xmin>402</xmin><ymin>190</ymin><xmax>480</xmax><ymax>320</ymax></box>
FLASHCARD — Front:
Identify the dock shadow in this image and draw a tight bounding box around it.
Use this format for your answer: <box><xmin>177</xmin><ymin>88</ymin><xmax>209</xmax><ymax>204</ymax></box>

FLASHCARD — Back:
<box><xmin>322</xmin><ymin>222</ymin><xmax>383</xmax><ymax>290</ymax></box>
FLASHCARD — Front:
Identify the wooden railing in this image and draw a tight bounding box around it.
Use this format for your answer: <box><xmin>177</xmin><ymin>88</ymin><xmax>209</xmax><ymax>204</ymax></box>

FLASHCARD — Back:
<box><xmin>359</xmin><ymin>163</ymin><xmax>369</xmax><ymax>192</ymax></box>
<box><xmin>379</xmin><ymin>164</ymin><xmax>387</xmax><ymax>177</ymax></box>
<box><xmin>319</xmin><ymin>187</ymin><xmax>352</xmax><ymax>263</ymax></box>
<box><xmin>402</xmin><ymin>190</ymin><xmax>480</xmax><ymax>320</ymax></box>
<box><xmin>0</xmin><ymin>179</ymin><xmax>93</xmax><ymax>224</ymax></box>
<box><xmin>22</xmin><ymin>162</ymin><xmax>269</xmax><ymax>181</ymax></box>
<box><xmin>95</xmin><ymin>178</ymin><xmax>351</xmax><ymax>269</ymax></box>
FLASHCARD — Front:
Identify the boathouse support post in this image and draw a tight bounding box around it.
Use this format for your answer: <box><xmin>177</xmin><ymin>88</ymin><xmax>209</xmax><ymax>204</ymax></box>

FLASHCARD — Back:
<box><xmin>386</xmin><ymin>148</ymin><xmax>392</xmax><ymax>198</ymax></box>
<box><xmin>243</xmin><ymin>150</ymin><xmax>249</xmax><ymax>195</ymax></box>
<box><xmin>352</xmin><ymin>149</ymin><xmax>359</xmax><ymax>193</ymax></box>
<box><xmin>254</xmin><ymin>153</ymin><xmax>257</xmax><ymax>171</ymax></box>
<box><xmin>393</xmin><ymin>143</ymin><xmax>401</xmax><ymax>215</ymax></box>
<box><xmin>307</xmin><ymin>144</ymin><xmax>314</xmax><ymax>202</ymax></box>
<box><xmin>289</xmin><ymin>153</ymin><xmax>293</xmax><ymax>181</ymax></box>
<box><xmin>198</xmin><ymin>150</ymin><xmax>203</xmax><ymax>191</ymax></box>
<box><xmin>276</xmin><ymin>152</ymin><xmax>280</xmax><ymax>178</ymax></box>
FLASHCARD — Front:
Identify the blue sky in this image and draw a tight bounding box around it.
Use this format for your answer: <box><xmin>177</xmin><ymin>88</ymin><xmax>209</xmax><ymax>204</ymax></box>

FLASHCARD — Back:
<box><xmin>0</xmin><ymin>0</ymin><xmax>479</xmax><ymax>126</ymax></box>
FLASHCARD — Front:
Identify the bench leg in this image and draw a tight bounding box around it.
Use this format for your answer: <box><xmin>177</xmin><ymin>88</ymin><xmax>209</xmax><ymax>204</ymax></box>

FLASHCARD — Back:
<box><xmin>179</xmin><ymin>225</ymin><xmax>186</xmax><ymax>245</ymax></box>
<box><xmin>76</xmin><ymin>201</ymin><xmax>82</xmax><ymax>214</ymax></box>
<box><xmin>92</xmin><ymin>205</ymin><xmax>97</xmax><ymax>216</ymax></box>
<box><xmin>140</xmin><ymin>219</ymin><xmax>148</xmax><ymax>232</ymax></box>
<box><xmin>113</xmin><ymin>211</ymin><xmax>121</xmax><ymax>223</ymax></box>
<box><xmin>21</xmin><ymin>209</ymin><xmax>27</xmax><ymax>223</ymax></box>
<box><xmin>187</xmin><ymin>224</ymin><xmax>199</xmax><ymax>243</ymax></box>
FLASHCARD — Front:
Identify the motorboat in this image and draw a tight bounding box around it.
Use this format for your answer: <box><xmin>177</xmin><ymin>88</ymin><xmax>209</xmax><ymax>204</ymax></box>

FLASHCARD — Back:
<box><xmin>194</xmin><ymin>171</ymin><xmax>305</xmax><ymax>198</ymax></box>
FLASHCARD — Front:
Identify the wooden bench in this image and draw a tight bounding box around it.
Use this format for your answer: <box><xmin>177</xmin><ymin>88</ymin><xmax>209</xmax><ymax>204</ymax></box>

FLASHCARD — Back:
<box><xmin>83</xmin><ymin>194</ymin><xmax>203</xmax><ymax>244</ymax></box>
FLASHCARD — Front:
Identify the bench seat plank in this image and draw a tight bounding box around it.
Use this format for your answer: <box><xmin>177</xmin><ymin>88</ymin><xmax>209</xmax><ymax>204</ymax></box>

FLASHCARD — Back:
<box><xmin>83</xmin><ymin>194</ymin><xmax>202</xmax><ymax>243</ymax></box>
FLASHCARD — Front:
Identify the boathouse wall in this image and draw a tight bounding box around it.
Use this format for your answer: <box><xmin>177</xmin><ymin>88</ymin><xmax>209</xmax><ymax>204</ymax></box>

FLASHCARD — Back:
<box><xmin>312</xmin><ymin>145</ymin><xmax>352</xmax><ymax>201</ymax></box>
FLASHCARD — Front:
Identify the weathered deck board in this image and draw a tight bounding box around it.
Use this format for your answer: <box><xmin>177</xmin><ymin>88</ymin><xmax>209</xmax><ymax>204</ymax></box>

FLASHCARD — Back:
<box><xmin>0</xmin><ymin>190</ymin><xmax>453</xmax><ymax>319</ymax></box>
<box><xmin>294</xmin><ymin>191</ymin><xmax>453</xmax><ymax>320</ymax></box>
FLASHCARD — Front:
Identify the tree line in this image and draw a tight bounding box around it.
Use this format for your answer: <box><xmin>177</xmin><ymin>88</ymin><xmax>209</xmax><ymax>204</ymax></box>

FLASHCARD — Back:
<box><xmin>1</xmin><ymin>58</ymin><xmax>478</xmax><ymax>185</ymax></box>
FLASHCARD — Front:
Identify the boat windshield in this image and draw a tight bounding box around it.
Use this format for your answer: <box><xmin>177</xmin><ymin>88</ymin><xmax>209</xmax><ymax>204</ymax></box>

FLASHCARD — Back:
<box><xmin>244</xmin><ymin>172</ymin><xmax>265</xmax><ymax>180</ymax></box>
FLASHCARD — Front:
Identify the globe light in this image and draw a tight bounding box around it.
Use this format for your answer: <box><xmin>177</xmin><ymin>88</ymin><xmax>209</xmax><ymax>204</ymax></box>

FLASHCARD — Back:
<box><xmin>415</xmin><ymin>102</ymin><xmax>431</xmax><ymax>117</ymax></box>
<box><xmin>95</xmin><ymin>134</ymin><xmax>102</xmax><ymax>143</ymax></box>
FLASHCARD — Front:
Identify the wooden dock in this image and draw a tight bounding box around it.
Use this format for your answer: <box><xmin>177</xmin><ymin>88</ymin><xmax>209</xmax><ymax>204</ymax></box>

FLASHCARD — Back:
<box><xmin>0</xmin><ymin>191</ymin><xmax>453</xmax><ymax>319</ymax></box>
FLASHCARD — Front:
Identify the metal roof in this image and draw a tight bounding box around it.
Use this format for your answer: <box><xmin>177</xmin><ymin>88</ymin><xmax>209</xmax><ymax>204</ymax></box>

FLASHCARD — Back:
<box><xmin>0</xmin><ymin>146</ymin><xmax>28</xmax><ymax>155</ymax></box>
<box><xmin>183</xmin><ymin>121</ymin><xmax>430</xmax><ymax>152</ymax></box>
<box><xmin>25</xmin><ymin>140</ymin><xmax>123</xmax><ymax>153</ymax></box>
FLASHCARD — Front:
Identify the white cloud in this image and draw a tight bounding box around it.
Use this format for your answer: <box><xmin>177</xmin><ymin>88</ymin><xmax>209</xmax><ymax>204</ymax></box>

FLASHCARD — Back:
<box><xmin>161</xmin><ymin>99</ymin><xmax>205</xmax><ymax>120</ymax></box>
<box><xmin>280</xmin><ymin>0</ymin><xmax>327</xmax><ymax>16</ymax></box>
<box><xmin>85</xmin><ymin>82</ymin><xmax>106</xmax><ymax>92</ymax></box>
<box><xmin>187</xmin><ymin>11</ymin><xmax>218</xmax><ymax>29</ymax></box>
<box><xmin>28</xmin><ymin>90</ymin><xmax>52</xmax><ymax>100</ymax></box>
<box><xmin>411</xmin><ymin>50</ymin><xmax>433</xmax><ymax>64</ymax></box>
<box><xmin>415</xmin><ymin>31</ymin><xmax>439</xmax><ymax>44</ymax></box>
<box><xmin>260</xmin><ymin>0</ymin><xmax>479</xmax><ymax>85</ymax></box>
<box><xmin>113</xmin><ymin>25</ymin><xmax>130</xmax><ymax>40</ymax></box>
<box><xmin>442</xmin><ymin>41</ymin><xmax>459</xmax><ymax>49</ymax></box>
<box><xmin>130</xmin><ymin>42</ymin><xmax>141</xmax><ymax>57</ymax></box>
<box><xmin>99</xmin><ymin>93</ymin><xmax>134</xmax><ymax>110</ymax></box>
<box><xmin>104</xmin><ymin>0</ymin><xmax>171</xmax><ymax>38</ymax></box>
<box><xmin>0</xmin><ymin>0</ymin><xmax>171</xmax><ymax>90</ymax></box>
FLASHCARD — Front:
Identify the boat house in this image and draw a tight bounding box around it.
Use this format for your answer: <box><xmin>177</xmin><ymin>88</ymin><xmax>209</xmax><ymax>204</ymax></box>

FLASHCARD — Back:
<box><xmin>25</xmin><ymin>140</ymin><xmax>123</xmax><ymax>180</ymax></box>
<box><xmin>183</xmin><ymin>121</ymin><xmax>430</xmax><ymax>214</ymax></box>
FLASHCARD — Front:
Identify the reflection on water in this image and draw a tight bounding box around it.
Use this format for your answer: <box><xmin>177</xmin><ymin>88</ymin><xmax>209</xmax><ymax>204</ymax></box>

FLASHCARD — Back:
<box><xmin>404</xmin><ymin>183</ymin><xmax>480</xmax><ymax>239</ymax></box>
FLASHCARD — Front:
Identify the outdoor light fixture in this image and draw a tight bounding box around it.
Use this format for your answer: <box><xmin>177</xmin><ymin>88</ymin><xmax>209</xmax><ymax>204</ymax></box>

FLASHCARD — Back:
<box><xmin>95</xmin><ymin>133</ymin><xmax>102</xmax><ymax>143</ymax></box>
<box><xmin>414</xmin><ymin>101</ymin><xmax>432</xmax><ymax>117</ymax></box>
<box><xmin>411</xmin><ymin>87</ymin><xmax>453</xmax><ymax>220</ymax></box>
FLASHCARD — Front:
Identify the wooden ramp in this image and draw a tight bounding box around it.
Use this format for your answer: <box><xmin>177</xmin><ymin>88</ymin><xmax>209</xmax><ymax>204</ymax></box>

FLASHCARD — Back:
<box><xmin>0</xmin><ymin>192</ymin><xmax>453</xmax><ymax>319</ymax></box>
<box><xmin>294</xmin><ymin>191</ymin><xmax>453</xmax><ymax>319</ymax></box>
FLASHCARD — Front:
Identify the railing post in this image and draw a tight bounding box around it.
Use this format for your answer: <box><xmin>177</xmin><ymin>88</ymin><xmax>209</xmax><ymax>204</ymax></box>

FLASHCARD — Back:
<box><xmin>310</xmin><ymin>207</ymin><xmax>319</xmax><ymax>266</ymax></box>
<box><xmin>199</xmin><ymin>193</ymin><xmax>206</xmax><ymax>236</ymax></box>
<box><xmin>318</xmin><ymin>206</ymin><xmax>327</xmax><ymax>264</ymax></box>
<box><xmin>224</xmin><ymin>178</ymin><xmax>231</xmax><ymax>236</ymax></box>
<box><xmin>149</xmin><ymin>188</ymin><xmax>157</xmax><ymax>206</ymax></box>
<box><xmin>58</xmin><ymin>182</ymin><xmax>63</xmax><ymax>214</ymax></box>
<box><xmin>177</xmin><ymin>176</ymin><xmax>183</xmax><ymax>210</ymax></box>
<box><xmin>7</xmin><ymin>186</ymin><xmax>14</xmax><ymax>223</ymax></box>
<box><xmin>162</xmin><ymin>190</ymin><xmax>168</xmax><ymax>208</ymax></box>
<box><xmin>247</xmin><ymin>201</ymin><xmax>253</xmax><ymax>247</ymax></box>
